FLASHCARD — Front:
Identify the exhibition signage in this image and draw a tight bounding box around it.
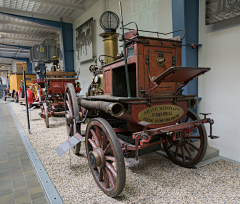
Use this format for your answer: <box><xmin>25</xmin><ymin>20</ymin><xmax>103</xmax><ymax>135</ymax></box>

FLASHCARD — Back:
<box><xmin>55</xmin><ymin>133</ymin><xmax>83</xmax><ymax>157</ymax></box>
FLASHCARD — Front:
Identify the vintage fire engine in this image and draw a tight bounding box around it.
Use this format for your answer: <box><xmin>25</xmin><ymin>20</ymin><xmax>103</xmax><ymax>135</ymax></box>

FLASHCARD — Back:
<box><xmin>64</xmin><ymin>9</ymin><xmax>218</xmax><ymax>197</ymax></box>
<box><xmin>38</xmin><ymin>58</ymin><xmax>81</xmax><ymax>128</ymax></box>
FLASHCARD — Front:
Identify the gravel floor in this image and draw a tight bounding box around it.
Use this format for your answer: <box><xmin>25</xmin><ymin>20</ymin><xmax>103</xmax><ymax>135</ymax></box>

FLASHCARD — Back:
<box><xmin>10</xmin><ymin>102</ymin><xmax>240</xmax><ymax>204</ymax></box>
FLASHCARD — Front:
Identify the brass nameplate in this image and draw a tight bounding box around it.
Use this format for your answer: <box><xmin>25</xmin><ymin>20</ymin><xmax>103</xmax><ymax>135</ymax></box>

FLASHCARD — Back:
<box><xmin>138</xmin><ymin>105</ymin><xmax>184</xmax><ymax>124</ymax></box>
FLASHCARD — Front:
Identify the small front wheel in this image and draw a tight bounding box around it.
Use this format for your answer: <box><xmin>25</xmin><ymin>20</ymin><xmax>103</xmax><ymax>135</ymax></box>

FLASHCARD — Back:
<box><xmin>86</xmin><ymin>118</ymin><xmax>126</xmax><ymax>197</ymax></box>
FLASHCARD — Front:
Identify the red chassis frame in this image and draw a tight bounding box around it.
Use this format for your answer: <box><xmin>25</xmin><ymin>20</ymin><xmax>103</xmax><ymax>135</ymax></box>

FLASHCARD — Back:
<box><xmin>117</xmin><ymin>115</ymin><xmax>214</xmax><ymax>160</ymax></box>
<box><xmin>40</xmin><ymin>102</ymin><xmax>65</xmax><ymax>117</ymax></box>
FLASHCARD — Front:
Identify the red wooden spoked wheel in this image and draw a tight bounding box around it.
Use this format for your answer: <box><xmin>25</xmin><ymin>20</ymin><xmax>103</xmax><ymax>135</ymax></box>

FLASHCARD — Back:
<box><xmin>86</xmin><ymin>118</ymin><xmax>126</xmax><ymax>197</ymax></box>
<box><xmin>43</xmin><ymin>103</ymin><xmax>49</xmax><ymax>128</ymax></box>
<box><xmin>64</xmin><ymin>83</ymin><xmax>81</xmax><ymax>155</ymax></box>
<box><xmin>163</xmin><ymin>110</ymin><xmax>207</xmax><ymax>168</ymax></box>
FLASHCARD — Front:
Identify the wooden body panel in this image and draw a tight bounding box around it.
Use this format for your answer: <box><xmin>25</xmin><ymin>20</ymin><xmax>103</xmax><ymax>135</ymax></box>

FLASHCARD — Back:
<box><xmin>48</xmin><ymin>79</ymin><xmax>76</xmax><ymax>94</ymax></box>
<box><xmin>46</xmin><ymin>71</ymin><xmax>76</xmax><ymax>77</ymax></box>
<box><xmin>102</xmin><ymin>36</ymin><xmax>182</xmax><ymax>97</ymax></box>
<box><xmin>142</xmin><ymin>43</ymin><xmax>181</xmax><ymax>96</ymax></box>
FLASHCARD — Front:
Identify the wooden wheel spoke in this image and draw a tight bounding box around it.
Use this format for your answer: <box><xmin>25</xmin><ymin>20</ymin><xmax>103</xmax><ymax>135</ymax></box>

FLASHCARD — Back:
<box><xmin>102</xmin><ymin>132</ymin><xmax>107</xmax><ymax>150</ymax></box>
<box><xmin>105</xmin><ymin>162</ymin><xmax>117</xmax><ymax>178</ymax></box>
<box><xmin>105</xmin><ymin>167</ymin><xmax>115</xmax><ymax>188</ymax></box>
<box><xmin>99</xmin><ymin>167</ymin><xmax>103</xmax><ymax>181</ymax></box>
<box><xmin>167</xmin><ymin>143</ymin><xmax>174</xmax><ymax>149</ymax></box>
<box><xmin>174</xmin><ymin>145</ymin><xmax>179</xmax><ymax>158</ymax></box>
<box><xmin>66</xmin><ymin>92</ymin><xmax>72</xmax><ymax>106</ymax></box>
<box><xmin>105</xmin><ymin>156</ymin><xmax>116</xmax><ymax>162</ymax></box>
<box><xmin>66</xmin><ymin>100</ymin><xmax>73</xmax><ymax>115</ymax></box>
<box><xmin>90</xmin><ymin>129</ymin><xmax>100</xmax><ymax>147</ymax></box>
<box><xmin>185</xmin><ymin>140</ymin><xmax>199</xmax><ymax>151</ymax></box>
<box><xmin>88</xmin><ymin>138</ymin><xmax>97</xmax><ymax>149</ymax></box>
<box><xmin>184</xmin><ymin>143</ymin><xmax>193</xmax><ymax>160</ymax></box>
<box><xmin>104</xmin><ymin>143</ymin><xmax>112</xmax><ymax>154</ymax></box>
<box><xmin>181</xmin><ymin>145</ymin><xmax>185</xmax><ymax>162</ymax></box>
<box><xmin>95</xmin><ymin>126</ymin><xmax>102</xmax><ymax>147</ymax></box>
<box><xmin>103</xmin><ymin>168</ymin><xmax>109</xmax><ymax>188</ymax></box>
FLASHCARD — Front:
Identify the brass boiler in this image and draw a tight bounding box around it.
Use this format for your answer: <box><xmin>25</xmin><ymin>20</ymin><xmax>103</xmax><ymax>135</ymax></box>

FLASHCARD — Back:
<box><xmin>88</xmin><ymin>32</ymin><xmax>119</xmax><ymax>96</ymax></box>
<box><xmin>99</xmin><ymin>32</ymin><xmax>119</xmax><ymax>64</ymax></box>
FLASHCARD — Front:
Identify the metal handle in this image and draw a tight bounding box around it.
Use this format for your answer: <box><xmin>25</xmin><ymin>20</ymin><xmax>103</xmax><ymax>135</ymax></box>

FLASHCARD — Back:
<box><xmin>118</xmin><ymin>1</ymin><xmax>131</xmax><ymax>98</ymax></box>
<box><xmin>119</xmin><ymin>2</ymin><xmax>123</xmax><ymax>22</ymax></box>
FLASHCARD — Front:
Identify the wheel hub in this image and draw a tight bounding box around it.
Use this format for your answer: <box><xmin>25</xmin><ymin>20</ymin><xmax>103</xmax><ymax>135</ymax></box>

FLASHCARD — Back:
<box><xmin>89</xmin><ymin>148</ymin><xmax>105</xmax><ymax>168</ymax></box>
<box><xmin>177</xmin><ymin>138</ymin><xmax>185</xmax><ymax>145</ymax></box>
<box><xmin>65</xmin><ymin>111</ymin><xmax>74</xmax><ymax>124</ymax></box>
<box><xmin>65</xmin><ymin>113</ymin><xmax>70</xmax><ymax>125</ymax></box>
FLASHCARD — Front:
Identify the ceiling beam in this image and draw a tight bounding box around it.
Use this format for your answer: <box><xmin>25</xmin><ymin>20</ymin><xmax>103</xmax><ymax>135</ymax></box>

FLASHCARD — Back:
<box><xmin>0</xmin><ymin>29</ymin><xmax>50</xmax><ymax>37</ymax></box>
<box><xmin>0</xmin><ymin>42</ymin><xmax>36</xmax><ymax>47</ymax></box>
<box><xmin>0</xmin><ymin>48</ymin><xmax>29</xmax><ymax>52</ymax></box>
<box><xmin>30</xmin><ymin>0</ymin><xmax>86</xmax><ymax>12</ymax></box>
<box><xmin>0</xmin><ymin>50</ymin><xmax>29</xmax><ymax>56</ymax></box>
<box><xmin>0</xmin><ymin>43</ymin><xmax>32</xmax><ymax>49</ymax></box>
<box><xmin>0</xmin><ymin>63</ymin><xmax>12</xmax><ymax>65</ymax></box>
<box><xmin>0</xmin><ymin>7</ymin><xmax>73</xmax><ymax>23</ymax></box>
<box><xmin>0</xmin><ymin>56</ymin><xmax>29</xmax><ymax>61</ymax></box>
<box><xmin>0</xmin><ymin>20</ymin><xmax>59</xmax><ymax>31</ymax></box>
<box><xmin>0</xmin><ymin>49</ymin><xmax>29</xmax><ymax>53</ymax></box>
<box><xmin>0</xmin><ymin>51</ymin><xmax>17</xmax><ymax>54</ymax></box>
<box><xmin>0</xmin><ymin>37</ymin><xmax>43</xmax><ymax>43</ymax></box>
<box><xmin>16</xmin><ymin>49</ymin><xmax>21</xmax><ymax>57</ymax></box>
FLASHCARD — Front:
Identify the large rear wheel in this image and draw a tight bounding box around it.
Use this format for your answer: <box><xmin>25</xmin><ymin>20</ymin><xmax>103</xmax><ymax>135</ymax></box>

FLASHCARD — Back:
<box><xmin>163</xmin><ymin>110</ymin><xmax>207</xmax><ymax>168</ymax></box>
<box><xmin>86</xmin><ymin>118</ymin><xmax>126</xmax><ymax>197</ymax></box>
<box><xmin>64</xmin><ymin>83</ymin><xmax>81</xmax><ymax>155</ymax></box>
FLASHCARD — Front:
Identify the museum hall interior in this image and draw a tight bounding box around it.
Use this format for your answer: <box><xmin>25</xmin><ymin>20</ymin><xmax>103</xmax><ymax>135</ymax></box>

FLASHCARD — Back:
<box><xmin>0</xmin><ymin>0</ymin><xmax>239</xmax><ymax>203</ymax></box>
